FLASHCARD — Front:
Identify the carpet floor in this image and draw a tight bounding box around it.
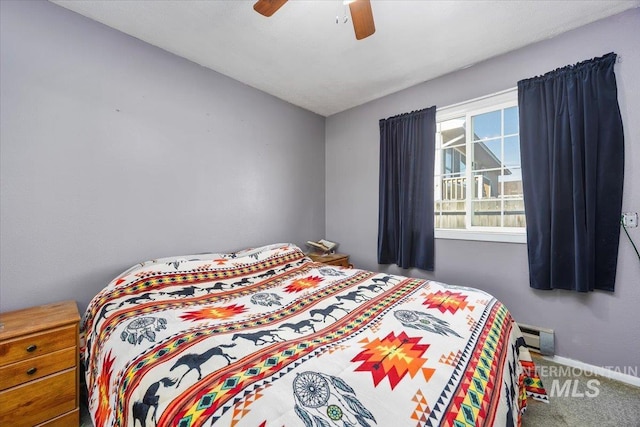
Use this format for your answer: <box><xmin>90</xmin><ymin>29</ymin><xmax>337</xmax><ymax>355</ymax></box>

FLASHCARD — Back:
<box><xmin>80</xmin><ymin>355</ymin><xmax>640</xmax><ymax>426</ymax></box>
<box><xmin>522</xmin><ymin>355</ymin><xmax>640</xmax><ymax>427</ymax></box>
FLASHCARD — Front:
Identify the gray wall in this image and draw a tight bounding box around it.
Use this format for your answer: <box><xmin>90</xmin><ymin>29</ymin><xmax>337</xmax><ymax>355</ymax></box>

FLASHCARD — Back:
<box><xmin>326</xmin><ymin>9</ymin><xmax>640</xmax><ymax>372</ymax></box>
<box><xmin>0</xmin><ymin>1</ymin><xmax>325</xmax><ymax>314</ymax></box>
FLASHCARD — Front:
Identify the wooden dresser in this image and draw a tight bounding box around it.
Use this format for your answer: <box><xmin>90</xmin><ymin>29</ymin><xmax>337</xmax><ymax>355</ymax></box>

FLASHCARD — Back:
<box><xmin>0</xmin><ymin>300</ymin><xmax>80</xmax><ymax>427</ymax></box>
<box><xmin>308</xmin><ymin>252</ymin><xmax>352</xmax><ymax>268</ymax></box>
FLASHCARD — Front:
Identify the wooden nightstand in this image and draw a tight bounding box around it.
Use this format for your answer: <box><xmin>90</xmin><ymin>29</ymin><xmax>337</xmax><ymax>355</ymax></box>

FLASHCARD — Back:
<box><xmin>308</xmin><ymin>252</ymin><xmax>352</xmax><ymax>268</ymax></box>
<box><xmin>0</xmin><ymin>300</ymin><xmax>80</xmax><ymax>427</ymax></box>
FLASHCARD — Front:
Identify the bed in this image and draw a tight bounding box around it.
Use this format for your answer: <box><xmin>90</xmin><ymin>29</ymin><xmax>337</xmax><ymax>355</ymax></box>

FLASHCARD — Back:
<box><xmin>82</xmin><ymin>243</ymin><xmax>547</xmax><ymax>427</ymax></box>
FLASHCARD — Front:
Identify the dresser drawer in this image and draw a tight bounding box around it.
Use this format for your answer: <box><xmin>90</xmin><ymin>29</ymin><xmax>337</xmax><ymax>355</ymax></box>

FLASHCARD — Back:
<box><xmin>0</xmin><ymin>347</ymin><xmax>76</xmax><ymax>391</ymax></box>
<box><xmin>35</xmin><ymin>408</ymin><xmax>79</xmax><ymax>427</ymax></box>
<box><xmin>0</xmin><ymin>325</ymin><xmax>76</xmax><ymax>366</ymax></box>
<box><xmin>0</xmin><ymin>368</ymin><xmax>76</xmax><ymax>426</ymax></box>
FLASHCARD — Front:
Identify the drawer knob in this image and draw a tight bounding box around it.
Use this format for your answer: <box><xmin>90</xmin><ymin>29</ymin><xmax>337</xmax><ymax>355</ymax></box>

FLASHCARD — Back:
<box><xmin>26</xmin><ymin>367</ymin><xmax>37</xmax><ymax>375</ymax></box>
<box><xmin>26</xmin><ymin>344</ymin><xmax>37</xmax><ymax>352</ymax></box>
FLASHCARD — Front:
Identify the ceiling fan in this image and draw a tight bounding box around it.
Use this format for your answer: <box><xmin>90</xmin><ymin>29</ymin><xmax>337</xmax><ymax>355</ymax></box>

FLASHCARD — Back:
<box><xmin>253</xmin><ymin>0</ymin><xmax>376</xmax><ymax>40</ymax></box>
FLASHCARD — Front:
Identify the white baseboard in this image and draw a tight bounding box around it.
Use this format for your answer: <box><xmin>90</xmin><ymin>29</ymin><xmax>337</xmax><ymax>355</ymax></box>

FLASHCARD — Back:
<box><xmin>542</xmin><ymin>355</ymin><xmax>640</xmax><ymax>388</ymax></box>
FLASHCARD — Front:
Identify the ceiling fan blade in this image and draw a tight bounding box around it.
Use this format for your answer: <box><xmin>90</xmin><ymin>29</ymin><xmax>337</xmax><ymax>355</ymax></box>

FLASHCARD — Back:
<box><xmin>253</xmin><ymin>0</ymin><xmax>288</xmax><ymax>17</ymax></box>
<box><xmin>349</xmin><ymin>0</ymin><xmax>375</xmax><ymax>40</ymax></box>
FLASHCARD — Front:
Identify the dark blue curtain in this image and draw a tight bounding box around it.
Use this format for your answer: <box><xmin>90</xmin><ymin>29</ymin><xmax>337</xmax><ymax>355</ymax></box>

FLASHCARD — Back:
<box><xmin>378</xmin><ymin>106</ymin><xmax>436</xmax><ymax>270</ymax></box>
<box><xmin>518</xmin><ymin>52</ymin><xmax>624</xmax><ymax>292</ymax></box>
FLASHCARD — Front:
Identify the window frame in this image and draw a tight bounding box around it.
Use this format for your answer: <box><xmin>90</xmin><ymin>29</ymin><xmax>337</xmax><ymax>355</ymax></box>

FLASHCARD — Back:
<box><xmin>434</xmin><ymin>88</ymin><xmax>526</xmax><ymax>244</ymax></box>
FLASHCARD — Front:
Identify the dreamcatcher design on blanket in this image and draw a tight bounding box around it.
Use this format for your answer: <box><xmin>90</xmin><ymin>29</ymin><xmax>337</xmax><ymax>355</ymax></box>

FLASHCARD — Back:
<box><xmin>293</xmin><ymin>371</ymin><xmax>376</xmax><ymax>427</ymax></box>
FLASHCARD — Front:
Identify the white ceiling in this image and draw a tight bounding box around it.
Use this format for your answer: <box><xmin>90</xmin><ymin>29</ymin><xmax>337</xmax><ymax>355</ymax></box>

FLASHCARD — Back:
<box><xmin>50</xmin><ymin>0</ymin><xmax>639</xmax><ymax>117</ymax></box>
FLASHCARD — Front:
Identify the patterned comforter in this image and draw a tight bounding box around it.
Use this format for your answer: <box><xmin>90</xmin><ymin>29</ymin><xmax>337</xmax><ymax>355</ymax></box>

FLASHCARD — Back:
<box><xmin>82</xmin><ymin>243</ymin><xmax>546</xmax><ymax>427</ymax></box>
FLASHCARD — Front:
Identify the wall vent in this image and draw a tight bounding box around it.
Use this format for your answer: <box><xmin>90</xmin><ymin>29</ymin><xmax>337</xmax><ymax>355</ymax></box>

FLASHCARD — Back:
<box><xmin>518</xmin><ymin>323</ymin><xmax>555</xmax><ymax>356</ymax></box>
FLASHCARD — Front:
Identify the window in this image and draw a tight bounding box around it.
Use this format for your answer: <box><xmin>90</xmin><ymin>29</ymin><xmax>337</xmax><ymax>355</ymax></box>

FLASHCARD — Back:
<box><xmin>434</xmin><ymin>89</ymin><xmax>525</xmax><ymax>243</ymax></box>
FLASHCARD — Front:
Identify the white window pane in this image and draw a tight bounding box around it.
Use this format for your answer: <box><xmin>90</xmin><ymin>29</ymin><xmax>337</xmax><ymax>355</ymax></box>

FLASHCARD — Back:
<box><xmin>442</xmin><ymin>146</ymin><xmax>467</xmax><ymax>174</ymax></box>
<box><xmin>471</xmin><ymin>200</ymin><xmax>502</xmax><ymax>227</ymax></box>
<box><xmin>504</xmin><ymin>136</ymin><xmax>521</xmax><ymax>166</ymax></box>
<box><xmin>472</xmin><ymin>171</ymin><xmax>500</xmax><ymax>198</ymax></box>
<box><xmin>472</xmin><ymin>140</ymin><xmax>501</xmax><ymax>170</ymax></box>
<box><xmin>501</xmin><ymin>168</ymin><xmax>523</xmax><ymax>197</ymax></box>
<box><xmin>504</xmin><ymin>106</ymin><xmax>519</xmax><ymax>135</ymax></box>
<box><xmin>472</xmin><ymin>110</ymin><xmax>501</xmax><ymax>141</ymax></box>
<box><xmin>440</xmin><ymin>117</ymin><xmax>466</xmax><ymax>147</ymax></box>
<box><xmin>440</xmin><ymin>173</ymin><xmax>466</xmax><ymax>201</ymax></box>
<box><xmin>471</xmin><ymin>198</ymin><xmax>526</xmax><ymax>228</ymax></box>
<box><xmin>504</xmin><ymin>199</ymin><xmax>526</xmax><ymax>227</ymax></box>
<box><xmin>435</xmin><ymin>200</ymin><xmax>466</xmax><ymax>229</ymax></box>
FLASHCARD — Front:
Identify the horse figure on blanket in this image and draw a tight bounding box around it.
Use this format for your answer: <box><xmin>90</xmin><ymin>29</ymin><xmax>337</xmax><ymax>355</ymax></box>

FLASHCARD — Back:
<box><xmin>335</xmin><ymin>289</ymin><xmax>370</xmax><ymax>303</ymax></box>
<box><xmin>162</xmin><ymin>285</ymin><xmax>200</xmax><ymax>298</ymax></box>
<box><xmin>97</xmin><ymin>302</ymin><xmax>117</xmax><ymax>320</ymax></box>
<box><xmin>256</xmin><ymin>269</ymin><xmax>277</xmax><ymax>279</ymax></box>
<box><xmin>357</xmin><ymin>283</ymin><xmax>385</xmax><ymax>293</ymax></box>
<box><xmin>309</xmin><ymin>303</ymin><xmax>349</xmax><ymax>322</ymax></box>
<box><xmin>204</xmin><ymin>282</ymin><xmax>229</xmax><ymax>293</ymax></box>
<box><xmin>231</xmin><ymin>329</ymin><xmax>284</xmax><ymax>345</ymax></box>
<box><xmin>371</xmin><ymin>275</ymin><xmax>398</xmax><ymax>286</ymax></box>
<box><xmin>169</xmin><ymin>343</ymin><xmax>237</xmax><ymax>387</ymax></box>
<box><xmin>280</xmin><ymin>318</ymin><xmax>321</xmax><ymax>334</ymax></box>
<box><xmin>118</xmin><ymin>292</ymin><xmax>158</xmax><ymax>308</ymax></box>
<box><xmin>132</xmin><ymin>377</ymin><xmax>176</xmax><ymax>427</ymax></box>
<box><xmin>231</xmin><ymin>277</ymin><xmax>252</xmax><ymax>287</ymax></box>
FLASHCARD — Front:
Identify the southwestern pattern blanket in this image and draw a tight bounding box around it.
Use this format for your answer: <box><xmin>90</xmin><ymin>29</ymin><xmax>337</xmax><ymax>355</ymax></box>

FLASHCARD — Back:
<box><xmin>82</xmin><ymin>243</ymin><xmax>546</xmax><ymax>427</ymax></box>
